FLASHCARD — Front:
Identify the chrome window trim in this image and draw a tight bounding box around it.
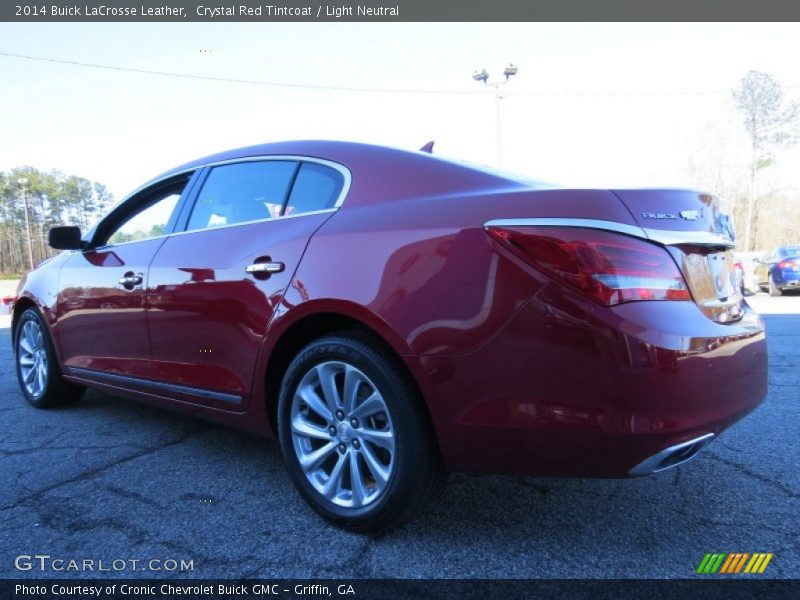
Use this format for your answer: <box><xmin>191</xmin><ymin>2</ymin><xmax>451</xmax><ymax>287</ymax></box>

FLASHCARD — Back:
<box><xmin>113</xmin><ymin>155</ymin><xmax>351</xmax><ymax>210</ymax></box>
<box><xmin>90</xmin><ymin>208</ymin><xmax>337</xmax><ymax>252</ymax></box>
<box><xmin>91</xmin><ymin>155</ymin><xmax>351</xmax><ymax>251</ymax></box>
<box><xmin>483</xmin><ymin>218</ymin><xmax>734</xmax><ymax>248</ymax></box>
<box><xmin>193</xmin><ymin>155</ymin><xmax>352</xmax><ymax>209</ymax></box>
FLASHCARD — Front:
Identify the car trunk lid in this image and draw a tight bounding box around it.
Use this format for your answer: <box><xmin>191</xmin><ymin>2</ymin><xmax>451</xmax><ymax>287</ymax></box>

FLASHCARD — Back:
<box><xmin>612</xmin><ymin>189</ymin><xmax>743</xmax><ymax>323</ymax></box>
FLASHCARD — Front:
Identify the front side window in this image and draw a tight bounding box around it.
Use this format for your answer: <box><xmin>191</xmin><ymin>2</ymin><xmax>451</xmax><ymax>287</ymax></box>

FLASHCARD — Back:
<box><xmin>106</xmin><ymin>190</ymin><xmax>182</xmax><ymax>246</ymax></box>
<box><xmin>187</xmin><ymin>161</ymin><xmax>297</xmax><ymax>231</ymax></box>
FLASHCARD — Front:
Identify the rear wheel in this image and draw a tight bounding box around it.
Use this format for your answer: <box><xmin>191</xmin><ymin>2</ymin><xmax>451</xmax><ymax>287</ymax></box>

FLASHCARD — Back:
<box><xmin>769</xmin><ymin>274</ymin><xmax>782</xmax><ymax>297</ymax></box>
<box><xmin>277</xmin><ymin>334</ymin><xmax>444</xmax><ymax>532</ymax></box>
<box><xmin>15</xmin><ymin>308</ymin><xmax>84</xmax><ymax>408</ymax></box>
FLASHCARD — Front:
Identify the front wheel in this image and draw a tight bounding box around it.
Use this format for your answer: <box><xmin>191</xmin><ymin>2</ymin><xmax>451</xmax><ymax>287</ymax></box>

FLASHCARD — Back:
<box><xmin>15</xmin><ymin>308</ymin><xmax>85</xmax><ymax>408</ymax></box>
<box><xmin>277</xmin><ymin>334</ymin><xmax>444</xmax><ymax>532</ymax></box>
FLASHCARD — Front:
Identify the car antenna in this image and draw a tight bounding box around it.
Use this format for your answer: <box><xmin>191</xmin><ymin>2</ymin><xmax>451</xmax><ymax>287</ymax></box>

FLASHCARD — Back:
<box><xmin>419</xmin><ymin>141</ymin><xmax>435</xmax><ymax>154</ymax></box>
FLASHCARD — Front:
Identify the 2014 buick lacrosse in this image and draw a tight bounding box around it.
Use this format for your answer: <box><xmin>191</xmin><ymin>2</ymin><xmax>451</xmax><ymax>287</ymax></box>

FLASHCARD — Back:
<box><xmin>12</xmin><ymin>141</ymin><xmax>768</xmax><ymax>531</ymax></box>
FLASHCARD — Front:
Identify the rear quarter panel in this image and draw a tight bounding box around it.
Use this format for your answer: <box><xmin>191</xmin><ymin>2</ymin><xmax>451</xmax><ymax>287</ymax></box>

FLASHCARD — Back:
<box><xmin>269</xmin><ymin>186</ymin><xmax>640</xmax><ymax>443</ymax></box>
<box><xmin>279</xmin><ymin>188</ymin><xmax>637</xmax><ymax>356</ymax></box>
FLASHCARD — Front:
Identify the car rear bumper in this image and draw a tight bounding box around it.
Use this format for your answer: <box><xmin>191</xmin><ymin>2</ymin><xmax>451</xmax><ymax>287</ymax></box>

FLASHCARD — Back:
<box><xmin>421</xmin><ymin>286</ymin><xmax>768</xmax><ymax>477</ymax></box>
<box><xmin>776</xmin><ymin>270</ymin><xmax>800</xmax><ymax>288</ymax></box>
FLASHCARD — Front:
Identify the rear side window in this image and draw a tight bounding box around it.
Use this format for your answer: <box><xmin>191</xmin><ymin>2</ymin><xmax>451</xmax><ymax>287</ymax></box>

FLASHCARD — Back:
<box><xmin>284</xmin><ymin>163</ymin><xmax>344</xmax><ymax>216</ymax></box>
<box><xmin>187</xmin><ymin>161</ymin><xmax>297</xmax><ymax>231</ymax></box>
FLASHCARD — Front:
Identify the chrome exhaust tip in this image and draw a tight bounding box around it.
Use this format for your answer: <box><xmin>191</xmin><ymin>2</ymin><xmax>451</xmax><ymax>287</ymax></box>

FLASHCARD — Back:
<box><xmin>628</xmin><ymin>433</ymin><xmax>715</xmax><ymax>476</ymax></box>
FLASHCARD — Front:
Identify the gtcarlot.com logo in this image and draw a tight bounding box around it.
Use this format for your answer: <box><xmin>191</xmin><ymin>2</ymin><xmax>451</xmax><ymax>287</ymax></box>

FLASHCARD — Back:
<box><xmin>697</xmin><ymin>552</ymin><xmax>773</xmax><ymax>574</ymax></box>
<box><xmin>15</xmin><ymin>554</ymin><xmax>194</xmax><ymax>573</ymax></box>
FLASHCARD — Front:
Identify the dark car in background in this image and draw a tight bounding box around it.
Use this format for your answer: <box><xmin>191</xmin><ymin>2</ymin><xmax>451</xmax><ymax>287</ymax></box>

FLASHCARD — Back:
<box><xmin>756</xmin><ymin>245</ymin><xmax>800</xmax><ymax>296</ymax></box>
<box><xmin>11</xmin><ymin>141</ymin><xmax>768</xmax><ymax>531</ymax></box>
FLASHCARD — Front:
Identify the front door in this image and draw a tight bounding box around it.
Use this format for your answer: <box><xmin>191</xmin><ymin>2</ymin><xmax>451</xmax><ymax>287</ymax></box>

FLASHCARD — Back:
<box><xmin>55</xmin><ymin>176</ymin><xmax>190</xmax><ymax>382</ymax></box>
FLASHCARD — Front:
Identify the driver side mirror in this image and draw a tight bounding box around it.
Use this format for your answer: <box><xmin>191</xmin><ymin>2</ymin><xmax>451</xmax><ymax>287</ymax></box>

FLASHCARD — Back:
<box><xmin>48</xmin><ymin>226</ymin><xmax>85</xmax><ymax>250</ymax></box>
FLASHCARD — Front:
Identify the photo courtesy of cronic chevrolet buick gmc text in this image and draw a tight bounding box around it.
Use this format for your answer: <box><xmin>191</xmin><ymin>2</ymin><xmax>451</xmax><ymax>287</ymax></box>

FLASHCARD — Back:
<box><xmin>11</xmin><ymin>141</ymin><xmax>768</xmax><ymax>531</ymax></box>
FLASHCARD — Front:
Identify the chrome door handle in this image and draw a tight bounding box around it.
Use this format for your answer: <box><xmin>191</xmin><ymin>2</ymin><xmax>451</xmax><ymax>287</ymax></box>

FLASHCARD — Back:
<box><xmin>246</xmin><ymin>262</ymin><xmax>284</xmax><ymax>275</ymax></box>
<box><xmin>118</xmin><ymin>273</ymin><xmax>143</xmax><ymax>287</ymax></box>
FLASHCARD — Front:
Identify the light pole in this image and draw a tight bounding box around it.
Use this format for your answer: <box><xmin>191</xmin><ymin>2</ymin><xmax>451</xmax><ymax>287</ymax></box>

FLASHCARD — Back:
<box><xmin>472</xmin><ymin>63</ymin><xmax>518</xmax><ymax>167</ymax></box>
<box><xmin>18</xmin><ymin>177</ymin><xmax>34</xmax><ymax>271</ymax></box>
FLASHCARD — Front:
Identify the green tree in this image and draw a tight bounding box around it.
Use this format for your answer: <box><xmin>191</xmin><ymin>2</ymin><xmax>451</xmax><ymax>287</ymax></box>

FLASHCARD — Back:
<box><xmin>0</xmin><ymin>167</ymin><xmax>114</xmax><ymax>274</ymax></box>
<box><xmin>732</xmin><ymin>70</ymin><xmax>800</xmax><ymax>250</ymax></box>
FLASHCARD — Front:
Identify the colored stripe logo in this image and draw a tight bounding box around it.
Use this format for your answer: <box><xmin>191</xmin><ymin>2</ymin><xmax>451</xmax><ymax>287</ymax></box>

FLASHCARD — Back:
<box><xmin>697</xmin><ymin>553</ymin><xmax>773</xmax><ymax>574</ymax></box>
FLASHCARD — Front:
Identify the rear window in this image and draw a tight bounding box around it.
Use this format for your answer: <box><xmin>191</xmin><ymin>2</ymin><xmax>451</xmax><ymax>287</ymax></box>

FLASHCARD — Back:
<box><xmin>284</xmin><ymin>163</ymin><xmax>344</xmax><ymax>216</ymax></box>
<box><xmin>780</xmin><ymin>246</ymin><xmax>800</xmax><ymax>256</ymax></box>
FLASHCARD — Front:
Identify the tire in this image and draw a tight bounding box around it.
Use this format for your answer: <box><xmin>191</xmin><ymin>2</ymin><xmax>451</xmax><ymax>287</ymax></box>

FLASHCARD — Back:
<box><xmin>277</xmin><ymin>333</ymin><xmax>445</xmax><ymax>532</ymax></box>
<box><xmin>14</xmin><ymin>308</ymin><xmax>85</xmax><ymax>408</ymax></box>
<box><xmin>769</xmin><ymin>275</ymin><xmax>782</xmax><ymax>297</ymax></box>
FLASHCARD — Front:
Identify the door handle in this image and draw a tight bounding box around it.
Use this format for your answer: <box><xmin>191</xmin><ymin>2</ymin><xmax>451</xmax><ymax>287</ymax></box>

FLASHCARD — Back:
<box><xmin>118</xmin><ymin>272</ymin><xmax>144</xmax><ymax>288</ymax></box>
<box><xmin>245</xmin><ymin>262</ymin><xmax>284</xmax><ymax>275</ymax></box>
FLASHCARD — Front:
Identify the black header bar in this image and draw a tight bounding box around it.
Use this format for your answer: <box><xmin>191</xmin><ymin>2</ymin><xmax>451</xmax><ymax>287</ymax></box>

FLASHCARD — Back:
<box><xmin>4</xmin><ymin>0</ymin><xmax>800</xmax><ymax>22</ymax></box>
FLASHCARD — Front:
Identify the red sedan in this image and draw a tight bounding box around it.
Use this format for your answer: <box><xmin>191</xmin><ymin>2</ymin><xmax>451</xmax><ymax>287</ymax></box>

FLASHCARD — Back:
<box><xmin>11</xmin><ymin>141</ymin><xmax>767</xmax><ymax>531</ymax></box>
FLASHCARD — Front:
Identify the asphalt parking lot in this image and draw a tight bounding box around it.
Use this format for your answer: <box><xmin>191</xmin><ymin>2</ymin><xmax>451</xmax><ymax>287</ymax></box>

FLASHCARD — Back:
<box><xmin>1</xmin><ymin>291</ymin><xmax>798</xmax><ymax>580</ymax></box>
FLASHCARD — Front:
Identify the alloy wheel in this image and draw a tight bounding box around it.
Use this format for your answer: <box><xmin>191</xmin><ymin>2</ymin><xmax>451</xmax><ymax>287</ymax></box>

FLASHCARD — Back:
<box><xmin>17</xmin><ymin>320</ymin><xmax>48</xmax><ymax>399</ymax></box>
<box><xmin>289</xmin><ymin>361</ymin><xmax>396</xmax><ymax>508</ymax></box>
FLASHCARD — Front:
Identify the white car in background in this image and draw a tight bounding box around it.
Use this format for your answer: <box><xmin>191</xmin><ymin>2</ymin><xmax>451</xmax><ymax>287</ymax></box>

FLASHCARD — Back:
<box><xmin>734</xmin><ymin>252</ymin><xmax>765</xmax><ymax>294</ymax></box>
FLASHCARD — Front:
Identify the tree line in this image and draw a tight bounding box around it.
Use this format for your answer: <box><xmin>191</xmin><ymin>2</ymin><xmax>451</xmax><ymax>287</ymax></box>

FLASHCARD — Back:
<box><xmin>0</xmin><ymin>168</ymin><xmax>113</xmax><ymax>275</ymax></box>
<box><xmin>1</xmin><ymin>70</ymin><xmax>798</xmax><ymax>276</ymax></box>
<box><xmin>690</xmin><ymin>70</ymin><xmax>800</xmax><ymax>252</ymax></box>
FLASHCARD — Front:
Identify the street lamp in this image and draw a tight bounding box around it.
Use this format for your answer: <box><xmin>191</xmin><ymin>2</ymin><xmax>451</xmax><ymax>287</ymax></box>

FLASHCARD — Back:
<box><xmin>472</xmin><ymin>63</ymin><xmax>518</xmax><ymax>167</ymax></box>
<box><xmin>17</xmin><ymin>177</ymin><xmax>34</xmax><ymax>271</ymax></box>
<box><xmin>472</xmin><ymin>69</ymin><xmax>489</xmax><ymax>83</ymax></box>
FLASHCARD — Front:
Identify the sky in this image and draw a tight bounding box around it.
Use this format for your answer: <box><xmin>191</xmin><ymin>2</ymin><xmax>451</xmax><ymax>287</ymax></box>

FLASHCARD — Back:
<box><xmin>1</xmin><ymin>22</ymin><xmax>800</xmax><ymax>202</ymax></box>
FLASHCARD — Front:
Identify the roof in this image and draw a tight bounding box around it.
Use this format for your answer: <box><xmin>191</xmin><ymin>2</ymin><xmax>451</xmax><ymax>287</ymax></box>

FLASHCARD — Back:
<box><xmin>147</xmin><ymin>140</ymin><xmax>542</xmax><ymax>207</ymax></box>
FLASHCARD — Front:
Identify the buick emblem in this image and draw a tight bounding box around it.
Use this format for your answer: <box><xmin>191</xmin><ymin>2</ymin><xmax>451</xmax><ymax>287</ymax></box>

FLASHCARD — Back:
<box><xmin>641</xmin><ymin>210</ymin><xmax>701</xmax><ymax>221</ymax></box>
<box><xmin>337</xmin><ymin>422</ymin><xmax>355</xmax><ymax>442</ymax></box>
<box><xmin>642</xmin><ymin>212</ymin><xmax>677</xmax><ymax>220</ymax></box>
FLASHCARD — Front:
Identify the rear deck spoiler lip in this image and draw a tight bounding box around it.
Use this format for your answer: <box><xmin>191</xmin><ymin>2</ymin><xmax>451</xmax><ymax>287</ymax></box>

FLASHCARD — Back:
<box><xmin>483</xmin><ymin>218</ymin><xmax>735</xmax><ymax>249</ymax></box>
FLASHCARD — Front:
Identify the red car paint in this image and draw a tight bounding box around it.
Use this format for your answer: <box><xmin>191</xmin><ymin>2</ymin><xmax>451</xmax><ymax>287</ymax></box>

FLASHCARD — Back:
<box><xmin>12</xmin><ymin>141</ymin><xmax>767</xmax><ymax>476</ymax></box>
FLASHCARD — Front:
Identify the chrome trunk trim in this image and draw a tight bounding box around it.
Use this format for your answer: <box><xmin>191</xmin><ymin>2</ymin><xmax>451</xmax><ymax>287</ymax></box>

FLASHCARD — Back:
<box><xmin>483</xmin><ymin>218</ymin><xmax>735</xmax><ymax>248</ymax></box>
<box><xmin>484</xmin><ymin>218</ymin><xmax>646</xmax><ymax>239</ymax></box>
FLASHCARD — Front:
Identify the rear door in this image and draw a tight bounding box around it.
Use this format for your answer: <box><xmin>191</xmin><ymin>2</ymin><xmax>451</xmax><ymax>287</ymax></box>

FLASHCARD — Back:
<box><xmin>146</xmin><ymin>159</ymin><xmax>347</xmax><ymax>408</ymax></box>
<box><xmin>56</xmin><ymin>174</ymin><xmax>193</xmax><ymax>383</ymax></box>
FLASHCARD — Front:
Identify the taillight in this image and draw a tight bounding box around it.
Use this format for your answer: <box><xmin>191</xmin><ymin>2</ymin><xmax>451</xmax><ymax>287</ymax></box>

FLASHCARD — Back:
<box><xmin>779</xmin><ymin>259</ymin><xmax>798</xmax><ymax>269</ymax></box>
<box><xmin>485</xmin><ymin>225</ymin><xmax>691</xmax><ymax>306</ymax></box>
